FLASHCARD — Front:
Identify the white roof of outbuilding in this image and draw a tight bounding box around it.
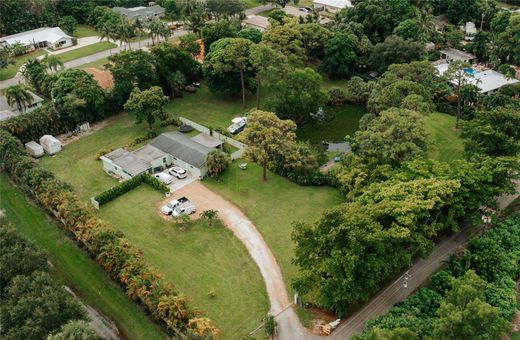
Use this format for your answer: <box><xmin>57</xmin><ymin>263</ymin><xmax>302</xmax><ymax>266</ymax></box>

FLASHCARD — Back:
<box><xmin>0</xmin><ymin>27</ymin><xmax>71</xmax><ymax>46</ymax></box>
<box><xmin>313</xmin><ymin>0</ymin><xmax>352</xmax><ymax>8</ymax></box>
<box><xmin>191</xmin><ymin>133</ymin><xmax>224</xmax><ymax>149</ymax></box>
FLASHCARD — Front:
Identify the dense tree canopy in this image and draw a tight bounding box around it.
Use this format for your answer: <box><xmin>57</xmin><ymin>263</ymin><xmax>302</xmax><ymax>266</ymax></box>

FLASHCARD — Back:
<box><xmin>321</xmin><ymin>32</ymin><xmax>357</xmax><ymax>79</ymax></box>
<box><xmin>262</xmin><ymin>20</ymin><xmax>306</xmax><ymax>66</ymax></box>
<box><xmin>124</xmin><ymin>86</ymin><xmax>168</xmax><ymax>131</ymax></box>
<box><xmin>369</xmin><ymin>35</ymin><xmax>425</xmax><ymax>74</ymax></box>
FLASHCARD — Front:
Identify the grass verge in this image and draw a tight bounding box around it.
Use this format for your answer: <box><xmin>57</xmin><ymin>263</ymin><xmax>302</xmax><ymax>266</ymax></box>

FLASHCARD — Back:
<box><xmin>56</xmin><ymin>42</ymin><xmax>117</xmax><ymax>63</ymax></box>
<box><xmin>74</xmin><ymin>25</ymin><xmax>100</xmax><ymax>38</ymax></box>
<box><xmin>0</xmin><ymin>173</ymin><xmax>166</xmax><ymax>340</ymax></box>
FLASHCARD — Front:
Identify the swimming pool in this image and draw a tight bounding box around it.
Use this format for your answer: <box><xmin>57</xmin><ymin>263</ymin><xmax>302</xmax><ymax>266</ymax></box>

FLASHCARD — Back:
<box><xmin>464</xmin><ymin>68</ymin><xmax>477</xmax><ymax>75</ymax></box>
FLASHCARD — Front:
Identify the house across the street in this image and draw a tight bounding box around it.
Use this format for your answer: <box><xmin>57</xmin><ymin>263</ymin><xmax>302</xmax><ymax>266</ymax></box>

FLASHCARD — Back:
<box><xmin>0</xmin><ymin>90</ymin><xmax>44</xmax><ymax>121</ymax></box>
<box><xmin>242</xmin><ymin>15</ymin><xmax>270</xmax><ymax>31</ymax></box>
<box><xmin>101</xmin><ymin>131</ymin><xmax>224</xmax><ymax>180</ymax></box>
<box><xmin>439</xmin><ymin>48</ymin><xmax>476</xmax><ymax>63</ymax></box>
<box><xmin>0</xmin><ymin>27</ymin><xmax>73</xmax><ymax>51</ymax></box>
<box><xmin>313</xmin><ymin>0</ymin><xmax>352</xmax><ymax>13</ymax></box>
<box><xmin>112</xmin><ymin>4</ymin><xmax>165</xmax><ymax>21</ymax></box>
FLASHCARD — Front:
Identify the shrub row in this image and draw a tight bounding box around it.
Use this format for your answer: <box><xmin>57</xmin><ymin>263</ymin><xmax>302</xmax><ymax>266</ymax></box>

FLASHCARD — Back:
<box><xmin>354</xmin><ymin>213</ymin><xmax>520</xmax><ymax>339</ymax></box>
<box><xmin>0</xmin><ymin>129</ymin><xmax>219</xmax><ymax>339</ymax></box>
<box><xmin>94</xmin><ymin>173</ymin><xmax>169</xmax><ymax>206</ymax></box>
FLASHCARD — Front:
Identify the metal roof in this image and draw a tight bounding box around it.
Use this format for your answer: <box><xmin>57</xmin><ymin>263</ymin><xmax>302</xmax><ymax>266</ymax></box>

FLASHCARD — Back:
<box><xmin>313</xmin><ymin>0</ymin><xmax>352</xmax><ymax>8</ymax></box>
<box><xmin>0</xmin><ymin>27</ymin><xmax>71</xmax><ymax>46</ymax></box>
<box><xmin>103</xmin><ymin>148</ymin><xmax>130</xmax><ymax>161</ymax></box>
<box><xmin>113</xmin><ymin>153</ymin><xmax>150</xmax><ymax>177</ymax></box>
<box><xmin>440</xmin><ymin>48</ymin><xmax>476</xmax><ymax>61</ymax></box>
<box><xmin>150</xmin><ymin>131</ymin><xmax>212</xmax><ymax>168</ymax></box>
<box><xmin>132</xmin><ymin>144</ymin><xmax>168</xmax><ymax>165</ymax></box>
<box><xmin>191</xmin><ymin>133</ymin><xmax>223</xmax><ymax>149</ymax></box>
<box><xmin>112</xmin><ymin>5</ymin><xmax>165</xmax><ymax>19</ymax></box>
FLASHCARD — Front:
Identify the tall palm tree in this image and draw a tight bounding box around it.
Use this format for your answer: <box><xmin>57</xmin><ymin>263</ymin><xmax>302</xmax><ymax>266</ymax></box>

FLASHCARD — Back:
<box><xmin>133</xmin><ymin>18</ymin><xmax>144</xmax><ymax>49</ymax></box>
<box><xmin>99</xmin><ymin>24</ymin><xmax>114</xmax><ymax>55</ymax></box>
<box><xmin>5</xmin><ymin>84</ymin><xmax>34</xmax><ymax>113</ymax></box>
<box><xmin>148</xmin><ymin>19</ymin><xmax>163</xmax><ymax>45</ymax></box>
<box><xmin>43</xmin><ymin>55</ymin><xmax>64</xmax><ymax>73</ymax></box>
<box><xmin>21</xmin><ymin>58</ymin><xmax>46</xmax><ymax>95</ymax></box>
<box><xmin>118</xmin><ymin>17</ymin><xmax>133</xmax><ymax>50</ymax></box>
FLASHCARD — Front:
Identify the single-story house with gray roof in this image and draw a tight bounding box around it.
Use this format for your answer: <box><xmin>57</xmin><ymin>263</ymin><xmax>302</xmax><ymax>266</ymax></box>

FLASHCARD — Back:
<box><xmin>100</xmin><ymin>145</ymin><xmax>170</xmax><ymax>180</ymax></box>
<box><xmin>0</xmin><ymin>90</ymin><xmax>44</xmax><ymax>121</ymax></box>
<box><xmin>112</xmin><ymin>5</ymin><xmax>165</xmax><ymax>21</ymax></box>
<box><xmin>150</xmin><ymin>131</ymin><xmax>214</xmax><ymax>177</ymax></box>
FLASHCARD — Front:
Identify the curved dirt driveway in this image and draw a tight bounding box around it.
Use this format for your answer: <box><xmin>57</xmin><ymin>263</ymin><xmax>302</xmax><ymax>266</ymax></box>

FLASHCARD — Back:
<box><xmin>170</xmin><ymin>181</ymin><xmax>318</xmax><ymax>339</ymax></box>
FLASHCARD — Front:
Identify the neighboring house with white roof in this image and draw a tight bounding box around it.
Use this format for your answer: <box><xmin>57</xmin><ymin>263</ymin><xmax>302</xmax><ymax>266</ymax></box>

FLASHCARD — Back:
<box><xmin>112</xmin><ymin>5</ymin><xmax>165</xmax><ymax>21</ymax></box>
<box><xmin>313</xmin><ymin>0</ymin><xmax>352</xmax><ymax>13</ymax></box>
<box><xmin>0</xmin><ymin>90</ymin><xmax>44</xmax><ymax>121</ymax></box>
<box><xmin>242</xmin><ymin>15</ymin><xmax>270</xmax><ymax>31</ymax></box>
<box><xmin>0</xmin><ymin>27</ymin><xmax>73</xmax><ymax>51</ymax></box>
<box><xmin>461</xmin><ymin>22</ymin><xmax>477</xmax><ymax>41</ymax></box>
<box><xmin>434</xmin><ymin>63</ymin><xmax>519</xmax><ymax>94</ymax></box>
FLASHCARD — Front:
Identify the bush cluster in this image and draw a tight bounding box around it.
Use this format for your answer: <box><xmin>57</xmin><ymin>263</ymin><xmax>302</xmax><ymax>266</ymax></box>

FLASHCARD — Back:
<box><xmin>0</xmin><ymin>129</ymin><xmax>219</xmax><ymax>338</ymax></box>
<box><xmin>94</xmin><ymin>173</ymin><xmax>169</xmax><ymax>206</ymax></box>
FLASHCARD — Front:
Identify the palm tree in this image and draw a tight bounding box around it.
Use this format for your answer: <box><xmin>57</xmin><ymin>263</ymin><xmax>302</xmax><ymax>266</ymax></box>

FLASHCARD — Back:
<box><xmin>167</xmin><ymin>71</ymin><xmax>185</xmax><ymax>99</ymax></box>
<box><xmin>5</xmin><ymin>84</ymin><xmax>34</xmax><ymax>113</ymax></box>
<box><xmin>133</xmin><ymin>18</ymin><xmax>144</xmax><ymax>49</ymax></box>
<box><xmin>148</xmin><ymin>19</ymin><xmax>163</xmax><ymax>45</ymax></box>
<box><xmin>158</xmin><ymin>24</ymin><xmax>172</xmax><ymax>43</ymax></box>
<box><xmin>43</xmin><ymin>55</ymin><xmax>64</xmax><ymax>73</ymax></box>
<box><xmin>118</xmin><ymin>17</ymin><xmax>133</xmax><ymax>50</ymax></box>
<box><xmin>99</xmin><ymin>24</ymin><xmax>114</xmax><ymax>55</ymax></box>
<box><xmin>201</xmin><ymin>209</ymin><xmax>218</xmax><ymax>227</ymax></box>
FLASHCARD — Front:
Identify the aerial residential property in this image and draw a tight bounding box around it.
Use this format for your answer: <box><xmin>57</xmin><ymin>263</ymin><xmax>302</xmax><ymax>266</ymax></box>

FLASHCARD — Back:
<box><xmin>0</xmin><ymin>1</ymin><xmax>519</xmax><ymax>340</ymax></box>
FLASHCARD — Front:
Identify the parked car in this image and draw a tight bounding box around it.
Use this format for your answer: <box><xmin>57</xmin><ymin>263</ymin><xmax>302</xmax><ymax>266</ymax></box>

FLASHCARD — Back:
<box><xmin>172</xmin><ymin>201</ymin><xmax>196</xmax><ymax>217</ymax></box>
<box><xmin>227</xmin><ymin>117</ymin><xmax>247</xmax><ymax>134</ymax></box>
<box><xmin>168</xmin><ymin>166</ymin><xmax>187</xmax><ymax>179</ymax></box>
<box><xmin>154</xmin><ymin>172</ymin><xmax>174</xmax><ymax>185</ymax></box>
<box><xmin>161</xmin><ymin>197</ymin><xmax>188</xmax><ymax>215</ymax></box>
<box><xmin>299</xmin><ymin>7</ymin><xmax>312</xmax><ymax>12</ymax></box>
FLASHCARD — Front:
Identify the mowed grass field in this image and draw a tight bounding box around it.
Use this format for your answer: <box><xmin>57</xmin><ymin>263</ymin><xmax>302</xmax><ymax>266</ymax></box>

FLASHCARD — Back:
<box><xmin>424</xmin><ymin>111</ymin><xmax>464</xmax><ymax>163</ymax></box>
<box><xmin>296</xmin><ymin>105</ymin><xmax>366</xmax><ymax>147</ymax></box>
<box><xmin>74</xmin><ymin>25</ymin><xmax>99</xmax><ymax>38</ymax></box>
<box><xmin>0</xmin><ymin>173</ymin><xmax>166</xmax><ymax>339</ymax></box>
<box><xmin>204</xmin><ymin>163</ymin><xmax>344</xmax><ymax>293</ymax></box>
<box><xmin>166</xmin><ymin>84</ymin><xmax>256</xmax><ymax>129</ymax></box>
<box><xmin>56</xmin><ymin>41</ymin><xmax>117</xmax><ymax>63</ymax></box>
<box><xmin>98</xmin><ymin>186</ymin><xmax>269</xmax><ymax>338</ymax></box>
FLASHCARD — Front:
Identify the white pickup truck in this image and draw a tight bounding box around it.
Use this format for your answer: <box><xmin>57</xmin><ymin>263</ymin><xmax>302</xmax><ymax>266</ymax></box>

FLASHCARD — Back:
<box><xmin>172</xmin><ymin>201</ymin><xmax>197</xmax><ymax>217</ymax></box>
<box><xmin>161</xmin><ymin>197</ymin><xmax>188</xmax><ymax>215</ymax></box>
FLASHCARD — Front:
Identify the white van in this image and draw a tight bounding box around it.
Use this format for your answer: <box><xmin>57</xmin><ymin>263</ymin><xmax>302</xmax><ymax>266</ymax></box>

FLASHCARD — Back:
<box><xmin>154</xmin><ymin>172</ymin><xmax>174</xmax><ymax>185</ymax></box>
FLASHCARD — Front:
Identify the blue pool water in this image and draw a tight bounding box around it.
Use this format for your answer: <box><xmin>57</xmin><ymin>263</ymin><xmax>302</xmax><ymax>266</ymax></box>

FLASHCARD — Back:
<box><xmin>464</xmin><ymin>68</ymin><xmax>477</xmax><ymax>75</ymax></box>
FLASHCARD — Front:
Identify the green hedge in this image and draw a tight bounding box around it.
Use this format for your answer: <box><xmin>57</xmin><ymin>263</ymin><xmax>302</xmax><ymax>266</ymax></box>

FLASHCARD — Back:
<box><xmin>94</xmin><ymin>173</ymin><xmax>169</xmax><ymax>206</ymax></box>
<box><xmin>0</xmin><ymin>129</ymin><xmax>218</xmax><ymax>338</ymax></box>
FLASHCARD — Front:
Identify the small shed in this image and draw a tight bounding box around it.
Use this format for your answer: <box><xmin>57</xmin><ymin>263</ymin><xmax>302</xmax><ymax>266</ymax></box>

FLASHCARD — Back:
<box><xmin>25</xmin><ymin>141</ymin><xmax>44</xmax><ymax>158</ymax></box>
<box><xmin>39</xmin><ymin>135</ymin><xmax>62</xmax><ymax>155</ymax></box>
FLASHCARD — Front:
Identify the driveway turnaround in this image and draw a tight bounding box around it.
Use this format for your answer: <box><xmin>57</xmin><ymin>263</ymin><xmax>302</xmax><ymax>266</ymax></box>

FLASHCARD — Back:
<box><xmin>169</xmin><ymin>181</ymin><xmax>318</xmax><ymax>339</ymax></box>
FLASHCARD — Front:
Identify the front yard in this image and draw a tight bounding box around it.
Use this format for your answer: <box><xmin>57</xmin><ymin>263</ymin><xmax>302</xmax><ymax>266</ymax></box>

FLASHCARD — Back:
<box><xmin>204</xmin><ymin>162</ymin><xmax>344</xmax><ymax>294</ymax></box>
<box><xmin>0</xmin><ymin>49</ymin><xmax>47</xmax><ymax>80</ymax></box>
<box><xmin>55</xmin><ymin>41</ymin><xmax>117</xmax><ymax>63</ymax></box>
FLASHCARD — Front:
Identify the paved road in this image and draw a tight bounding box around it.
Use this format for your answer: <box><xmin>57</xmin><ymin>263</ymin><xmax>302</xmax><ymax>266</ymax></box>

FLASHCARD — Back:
<box><xmin>245</xmin><ymin>4</ymin><xmax>274</xmax><ymax>15</ymax></box>
<box><xmin>0</xmin><ymin>30</ymin><xmax>188</xmax><ymax>89</ymax></box>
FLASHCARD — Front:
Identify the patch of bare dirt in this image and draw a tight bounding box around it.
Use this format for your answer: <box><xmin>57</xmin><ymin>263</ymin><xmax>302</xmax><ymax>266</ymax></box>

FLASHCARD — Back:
<box><xmin>84</xmin><ymin>67</ymin><xmax>114</xmax><ymax>90</ymax></box>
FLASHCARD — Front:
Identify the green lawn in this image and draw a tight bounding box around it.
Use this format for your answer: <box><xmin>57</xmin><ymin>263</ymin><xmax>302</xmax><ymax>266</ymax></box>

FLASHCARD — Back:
<box><xmin>297</xmin><ymin>105</ymin><xmax>366</xmax><ymax>147</ymax></box>
<box><xmin>424</xmin><ymin>112</ymin><xmax>464</xmax><ymax>163</ymax></box>
<box><xmin>0</xmin><ymin>49</ymin><xmax>47</xmax><ymax>80</ymax></box>
<box><xmin>0</xmin><ymin>173</ymin><xmax>166</xmax><ymax>340</ymax></box>
<box><xmin>56</xmin><ymin>42</ymin><xmax>117</xmax><ymax>63</ymax></box>
<box><xmin>204</xmin><ymin>162</ymin><xmax>343</xmax><ymax>293</ymax></box>
<box><xmin>241</xmin><ymin>0</ymin><xmax>263</xmax><ymax>9</ymax></box>
<box><xmin>40</xmin><ymin>115</ymin><xmax>149</xmax><ymax>201</ymax></box>
<box><xmin>166</xmin><ymin>84</ymin><xmax>255</xmax><ymax>129</ymax></box>
<box><xmin>77</xmin><ymin>57</ymin><xmax>110</xmax><ymax>70</ymax></box>
<box><xmin>98</xmin><ymin>186</ymin><xmax>269</xmax><ymax>338</ymax></box>
<box><xmin>74</xmin><ymin>25</ymin><xmax>99</xmax><ymax>38</ymax></box>
<box><xmin>512</xmin><ymin>332</ymin><xmax>520</xmax><ymax>340</ymax></box>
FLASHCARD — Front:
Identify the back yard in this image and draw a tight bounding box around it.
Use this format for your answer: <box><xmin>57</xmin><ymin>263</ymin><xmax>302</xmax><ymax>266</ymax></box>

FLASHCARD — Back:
<box><xmin>424</xmin><ymin>111</ymin><xmax>464</xmax><ymax>163</ymax></box>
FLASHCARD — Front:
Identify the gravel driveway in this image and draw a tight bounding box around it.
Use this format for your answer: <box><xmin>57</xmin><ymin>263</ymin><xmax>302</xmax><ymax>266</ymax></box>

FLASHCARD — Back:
<box><xmin>163</xmin><ymin>181</ymin><xmax>317</xmax><ymax>339</ymax></box>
